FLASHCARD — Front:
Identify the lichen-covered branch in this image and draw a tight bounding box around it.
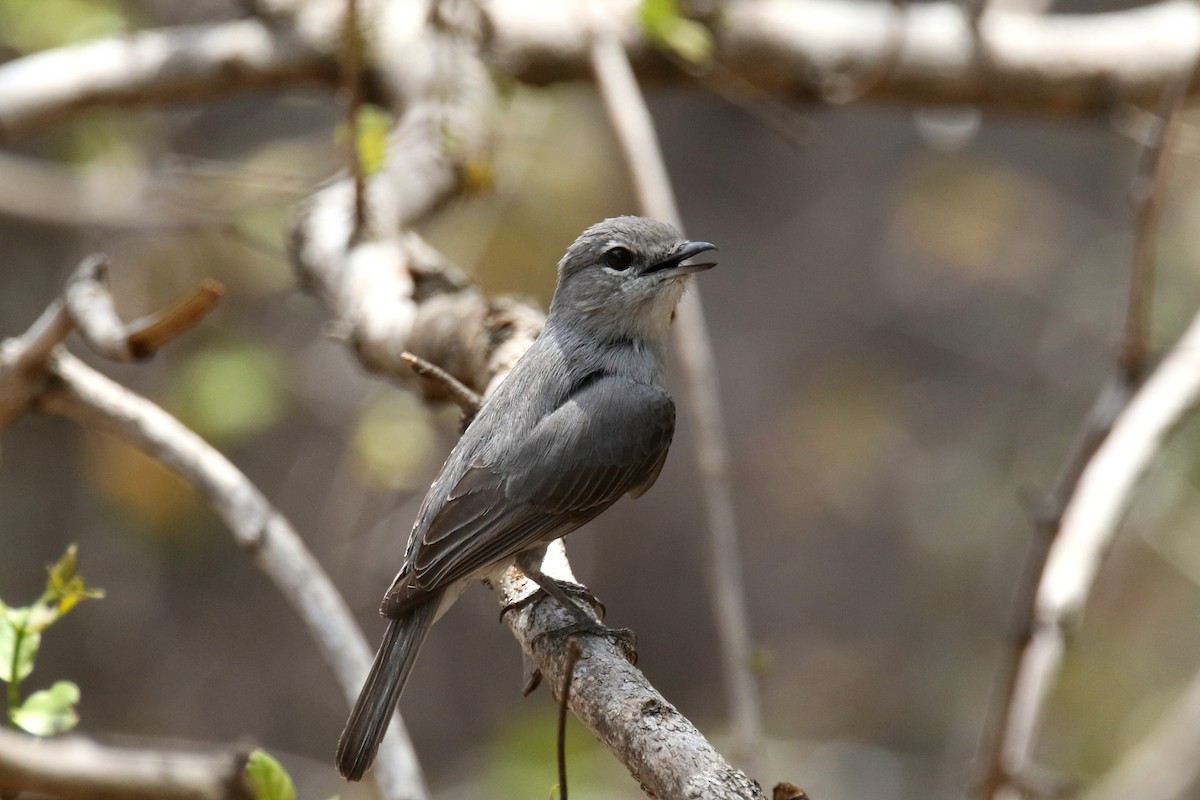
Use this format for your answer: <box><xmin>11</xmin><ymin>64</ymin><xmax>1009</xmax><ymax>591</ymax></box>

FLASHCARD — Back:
<box><xmin>494</xmin><ymin>552</ymin><xmax>767</xmax><ymax>800</ymax></box>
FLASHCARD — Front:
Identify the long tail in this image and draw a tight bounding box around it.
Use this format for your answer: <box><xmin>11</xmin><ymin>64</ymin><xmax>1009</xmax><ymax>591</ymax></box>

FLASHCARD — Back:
<box><xmin>336</xmin><ymin>595</ymin><xmax>440</xmax><ymax>780</ymax></box>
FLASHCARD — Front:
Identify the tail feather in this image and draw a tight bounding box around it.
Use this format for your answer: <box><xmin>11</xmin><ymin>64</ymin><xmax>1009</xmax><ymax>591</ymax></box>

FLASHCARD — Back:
<box><xmin>336</xmin><ymin>596</ymin><xmax>439</xmax><ymax>780</ymax></box>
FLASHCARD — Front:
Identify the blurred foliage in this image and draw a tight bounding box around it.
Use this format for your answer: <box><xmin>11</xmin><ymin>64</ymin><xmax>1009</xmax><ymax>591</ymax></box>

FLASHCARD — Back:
<box><xmin>352</xmin><ymin>104</ymin><xmax>391</xmax><ymax>178</ymax></box>
<box><xmin>352</xmin><ymin>388</ymin><xmax>437</xmax><ymax>490</ymax></box>
<box><xmin>84</xmin><ymin>431</ymin><xmax>201</xmax><ymax>532</ymax></box>
<box><xmin>245</xmin><ymin>748</ymin><xmax>298</xmax><ymax>800</ymax></box>
<box><xmin>484</xmin><ymin>706</ymin><xmax>637</xmax><ymax>800</ymax></box>
<box><xmin>0</xmin><ymin>0</ymin><xmax>129</xmax><ymax>52</ymax></box>
<box><xmin>638</xmin><ymin>0</ymin><xmax>713</xmax><ymax>65</ymax></box>
<box><xmin>172</xmin><ymin>340</ymin><xmax>286</xmax><ymax>444</ymax></box>
<box><xmin>1</xmin><ymin>545</ymin><xmax>103</xmax><ymax>735</ymax></box>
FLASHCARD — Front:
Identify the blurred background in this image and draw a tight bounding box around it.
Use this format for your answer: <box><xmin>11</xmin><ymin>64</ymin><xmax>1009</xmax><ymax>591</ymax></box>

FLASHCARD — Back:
<box><xmin>5</xmin><ymin>0</ymin><xmax>1200</xmax><ymax>798</ymax></box>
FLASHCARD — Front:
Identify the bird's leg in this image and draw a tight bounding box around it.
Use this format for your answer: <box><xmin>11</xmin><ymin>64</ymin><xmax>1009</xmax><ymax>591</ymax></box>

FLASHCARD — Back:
<box><xmin>521</xmin><ymin>568</ymin><xmax>637</xmax><ymax>664</ymax></box>
<box><xmin>501</xmin><ymin>573</ymin><xmax>606</xmax><ymax>620</ymax></box>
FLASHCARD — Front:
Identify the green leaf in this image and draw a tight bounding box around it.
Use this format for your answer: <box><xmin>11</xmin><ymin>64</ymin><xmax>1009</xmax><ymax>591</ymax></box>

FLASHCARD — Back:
<box><xmin>245</xmin><ymin>749</ymin><xmax>297</xmax><ymax>800</ymax></box>
<box><xmin>0</xmin><ymin>623</ymin><xmax>40</xmax><ymax>684</ymax></box>
<box><xmin>17</xmin><ymin>545</ymin><xmax>106</xmax><ymax>633</ymax></box>
<box><xmin>0</xmin><ymin>0</ymin><xmax>129</xmax><ymax>52</ymax></box>
<box><xmin>638</xmin><ymin>0</ymin><xmax>713</xmax><ymax>65</ymax></box>
<box><xmin>12</xmin><ymin>681</ymin><xmax>80</xmax><ymax>736</ymax></box>
<box><xmin>355</xmin><ymin>104</ymin><xmax>392</xmax><ymax>177</ymax></box>
<box><xmin>38</xmin><ymin>544</ymin><xmax>105</xmax><ymax>628</ymax></box>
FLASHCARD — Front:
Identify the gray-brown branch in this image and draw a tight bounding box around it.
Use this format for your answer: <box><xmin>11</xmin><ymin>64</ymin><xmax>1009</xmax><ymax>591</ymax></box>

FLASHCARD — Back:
<box><xmin>3</xmin><ymin>0</ymin><xmax>1200</xmax><ymax>145</ymax></box>
<box><xmin>0</xmin><ymin>727</ymin><xmax>253</xmax><ymax>800</ymax></box>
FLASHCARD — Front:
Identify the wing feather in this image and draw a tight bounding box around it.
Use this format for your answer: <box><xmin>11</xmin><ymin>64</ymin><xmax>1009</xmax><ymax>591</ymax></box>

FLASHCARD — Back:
<box><xmin>383</xmin><ymin>375</ymin><xmax>675</xmax><ymax>616</ymax></box>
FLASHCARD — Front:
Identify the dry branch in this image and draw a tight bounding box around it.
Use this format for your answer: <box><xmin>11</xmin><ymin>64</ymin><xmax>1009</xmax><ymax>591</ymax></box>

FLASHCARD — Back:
<box><xmin>495</xmin><ymin>552</ymin><xmax>767</xmax><ymax>800</ymax></box>
<box><xmin>287</xmin><ymin>2</ymin><xmax>767</xmax><ymax>791</ymax></box>
<box><xmin>0</xmin><ymin>18</ymin><xmax>337</xmax><ymax>141</ymax></box>
<box><xmin>489</xmin><ymin>0</ymin><xmax>1200</xmax><ymax>114</ymax></box>
<box><xmin>1</xmin><ymin>0</ymin><xmax>1200</xmax><ymax>145</ymax></box>
<box><xmin>993</xmin><ymin>305</ymin><xmax>1200</xmax><ymax>795</ymax></box>
<box><xmin>37</xmin><ymin>353</ymin><xmax>429</xmax><ymax>800</ymax></box>
<box><xmin>0</xmin><ymin>727</ymin><xmax>253</xmax><ymax>800</ymax></box>
<box><xmin>589</xmin><ymin>31</ymin><xmax>764</xmax><ymax>775</ymax></box>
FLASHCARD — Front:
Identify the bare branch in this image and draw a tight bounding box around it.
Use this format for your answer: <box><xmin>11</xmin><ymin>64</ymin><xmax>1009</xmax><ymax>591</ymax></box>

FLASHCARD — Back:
<box><xmin>125</xmin><ymin>280</ymin><xmax>225</xmax><ymax>360</ymax></box>
<box><xmin>0</xmin><ymin>727</ymin><xmax>253</xmax><ymax>800</ymax></box>
<box><xmin>1</xmin><ymin>0</ymin><xmax>1200</xmax><ymax>147</ymax></box>
<box><xmin>489</xmin><ymin>0</ymin><xmax>1200</xmax><ymax>115</ymax></box>
<box><xmin>64</xmin><ymin>255</ymin><xmax>223</xmax><ymax>362</ymax></box>
<box><xmin>975</xmin><ymin>378</ymin><xmax>1131</xmax><ymax>800</ymax></box>
<box><xmin>0</xmin><ymin>18</ymin><xmax>337</xmax><ymax>142</ymax></box>
<box><xmin>37</xmin><ymin>353</ymin><xmax>429</xmax><ymax>800</ymax></box>
<box><xmin>589</xmin><ymin>32</ymin><xmax>764</xmax><ymax>775</ymax></box>
<box><xmin>980</xmin><ymin>61</ymin><xmax>1196</xmax><ymax>798</ymax></box>
<box><xmin>1122</xmin><ymin>62</ymin><xmax>1194</xmax><ymax>382</ymax></box>
<box><xmin>0</xmin><ymin>300</ymin><xmax>70</xmax><ymax>430</ymax></box>
<box><xmin>994</xmin><ymin>305</ymin><xmax>1200</xmax><ymax>794</ymax></box>
<box><xmin>495</xmin><ymin>555</ymin><xmax>768</xmax><ymax>800</ymax></box>
<box><xmin>401</xmin><ymin>351</ymin><xmax>482</xmax><ymax>424</ymax></box>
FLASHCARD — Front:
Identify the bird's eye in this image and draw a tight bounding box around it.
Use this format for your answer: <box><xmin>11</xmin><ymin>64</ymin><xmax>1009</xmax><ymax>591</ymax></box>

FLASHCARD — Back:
<box><xmin>604</xmin><ymin>247</ymin><xmax>634</xmax><ymax>271</ymax></box>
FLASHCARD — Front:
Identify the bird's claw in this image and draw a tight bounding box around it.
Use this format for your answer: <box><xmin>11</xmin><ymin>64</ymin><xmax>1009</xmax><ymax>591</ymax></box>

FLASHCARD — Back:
<box><xmin>498</xmin><ymin>580</ymin><xmax>607</xmax><ymax>621</ymax></box>
<box><xmin>532</xmin><ymin>621</ymin><xmax>638</xmax><ymax>665</ymax></box>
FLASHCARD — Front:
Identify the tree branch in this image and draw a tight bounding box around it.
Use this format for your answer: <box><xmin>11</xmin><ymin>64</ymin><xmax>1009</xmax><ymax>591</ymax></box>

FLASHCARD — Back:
<box><xmin>994</xmin><ymin>304</ymin><xmax>1200</xmax><ymax>795</ymax></box>
<box><xmin>0</xmin><ymin>727</ymin><xmax>253</xmax><ymax>800</ymax></box>
<box><xmin>0</xmin><ymin>18</ymin><xmax>337</xmax><ymax>142</ymax></box>
<box><xmin>979</xmin><ymin>59</ymin><xmax>1195</xmax><ymax>798</ymax></box>
<box><xmin>488</xmin><ymin>0</ymin><xmax>1200</xmax><ymax>115</ymax></box>
<box><xmin>1</xmin><ymin>0</ymin><xmax>1200</xmax><ymax>146</ymax></box>
<box><xmin>589</xmin><ymin>31</ymin><xmax>764</xmax><ymax>776</ymax></box>
<box><xmin>36</xmin><ymin>353</ymin><xmax>429</xmax><ymax>800</ymax></box>
<box><xmin>494</xmin><ymin>552</ymin><xmax>767</xmax><ymax>800</ymax></box>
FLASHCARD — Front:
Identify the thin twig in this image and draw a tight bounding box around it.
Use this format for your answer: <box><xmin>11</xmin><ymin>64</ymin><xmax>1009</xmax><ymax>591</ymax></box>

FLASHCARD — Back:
<box><xmin>496</xmin><ymin>552</ymin><xmax>767</xmax><ymax>799</ymax></box>
<box><xmin>1122</xmin><ymin>62</ymin><xmax>1193</xmax><ymax>383</ymax></box>
<box><xmin>556</xmin><ymin>637</ymin><xmax>583</xmax><ymax>800</ymax></box>
<box><xmin>39</xmin><ymin>353</ymin><xmax>429</xmax><ymax>800</ymax></box>
<box><xmin>975</xmin><ymin>378</ymin><xmax>1131</xmax><ymax>800</ymax></box>
<box><xmin>588</xmin><ymin>31</ymin><xmax>764</xmax><ymax>774</ymax></box>
<box><xmin>0</xmin><ymin>727</ymin><xmax>254</xmax><ymax>800</ymax></box>
<box><xmin>125</xmin><ymin>279</ymin><xmax>225</xmax><ymax>359</ymax></box>
<box><xmin>342</xmin><ymin>0</ymin><xmax>368</xmax><ymax>242</ymax></box>
<box><xmin>63</xmin><ymin>256</ymin><xmax>225</xmax><ymax>362</ymax></box>
<box><xmin>401</xmin><ymin>350</ymin><xmax>482</xmax><ymax>425</ymax></box>
<box><xmin>979</xmin><ymin>59</ymin><xmax>1195</xmax><ymax>800</ymax></box>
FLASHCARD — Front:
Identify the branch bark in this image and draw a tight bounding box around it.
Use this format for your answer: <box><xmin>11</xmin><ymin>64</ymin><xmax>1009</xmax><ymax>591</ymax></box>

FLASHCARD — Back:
<box><xmin>36</xmin><ymin>353</ymin><xmax>429</xmax><ymax>800</ymax></box>
<box><xmin>994</xmin><ymin>305</ymin><xmax>1200</xmax><ymax>795</ymax></box>
<box><xmin>589</xmin><ymin>31</ymin><xmax>764</xmax><ymax>776</ymax></box>
<box><xmin>2</xmin><ymin>0</ymin><xmax>1200</xmax><ymax>145</ymax></box>
<box><xmin>0</xmin><ymin>727</ymin><xmax>253</xmax><ymax>800</ymax></box>
<box><xmin>0</xmin><ymin>18</ymin><xmax>337</xmax><ymax>142</ymax></box>
<box><xmin>491</xmin><ymin>0</ymin><xmax>1200</xmax><ymax>114</ymax></box>
<box><xmin>495</xmin><ymin>551</ymin><xmax>767</xmax><ymax>800</ymax></box>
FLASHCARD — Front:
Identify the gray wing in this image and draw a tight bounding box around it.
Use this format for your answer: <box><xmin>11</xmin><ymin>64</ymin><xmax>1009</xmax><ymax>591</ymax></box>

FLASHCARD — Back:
<box><xmin>382</xmin><ymin>375</ymin><xmax>674</xmax><ymax>616</ymax></box>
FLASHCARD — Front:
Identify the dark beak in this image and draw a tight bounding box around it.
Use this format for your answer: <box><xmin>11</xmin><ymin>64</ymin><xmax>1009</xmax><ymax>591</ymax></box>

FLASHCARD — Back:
<box><xmin>644</xmin><ymin>240</ymin><xmax>718</xmax><ymax>277</ymax></box>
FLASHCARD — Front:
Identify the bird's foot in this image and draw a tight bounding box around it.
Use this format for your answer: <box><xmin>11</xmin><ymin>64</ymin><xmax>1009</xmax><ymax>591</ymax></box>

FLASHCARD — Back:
<box><xmin>499</xmin><ymin>579</ymin><xmax>606</xmax><ymax>621</ymax></box>
<box><xmin>533</xmin><ymin>620</ymin><xmax>638</xmax><ymax>665</ymax></box>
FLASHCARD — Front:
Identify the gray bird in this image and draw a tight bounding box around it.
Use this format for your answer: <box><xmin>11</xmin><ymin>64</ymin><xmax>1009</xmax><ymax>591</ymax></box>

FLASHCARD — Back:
<box><xmin>336</xmin><ymin>216</ymin><xmax>717</xmax><ymax>780</ymax></box>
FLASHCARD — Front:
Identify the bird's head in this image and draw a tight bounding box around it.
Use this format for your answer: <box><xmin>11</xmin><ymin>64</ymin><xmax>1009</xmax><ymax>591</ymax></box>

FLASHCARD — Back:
<box><xmin>547</xmin><ymin>216</ymin><xmax>717</xmax><ymax>344</ymax></box>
